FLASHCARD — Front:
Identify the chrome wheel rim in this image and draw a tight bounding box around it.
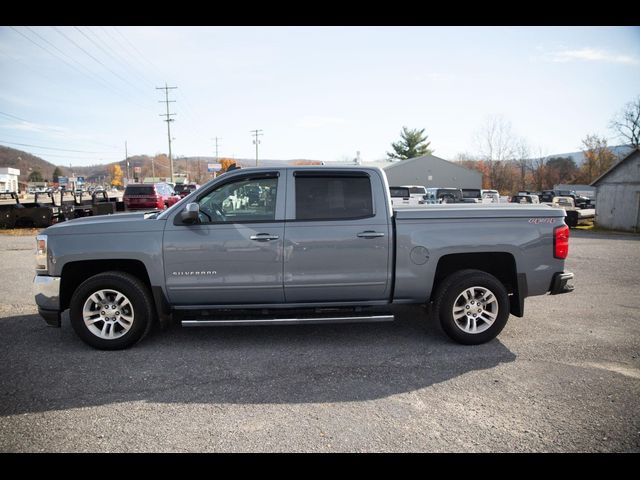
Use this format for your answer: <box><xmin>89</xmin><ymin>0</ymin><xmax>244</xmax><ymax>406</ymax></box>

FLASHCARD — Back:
<box><xmin>452</xmin><ymin>286</ymin><xmax>498</xmax><ymax>334</ymax></box>
<box><xmin>82</xmin><ymin>289</ymin><xmax>134</xmax><ymax>340</ymax></box>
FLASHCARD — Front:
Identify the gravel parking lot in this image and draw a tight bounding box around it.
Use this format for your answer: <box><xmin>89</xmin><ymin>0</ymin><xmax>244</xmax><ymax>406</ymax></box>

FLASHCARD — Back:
<box><xmin>0</xmin><ymin>229</ymin><xmax>638</xmax><ymax>452</ymax></box>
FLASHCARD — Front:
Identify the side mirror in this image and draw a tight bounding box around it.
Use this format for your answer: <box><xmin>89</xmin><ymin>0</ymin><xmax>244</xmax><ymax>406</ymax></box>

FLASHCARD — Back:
<box><xmin>180</xmin><ymin>202</ymin><xmax>200</xmax><ymax>224</ymax></box>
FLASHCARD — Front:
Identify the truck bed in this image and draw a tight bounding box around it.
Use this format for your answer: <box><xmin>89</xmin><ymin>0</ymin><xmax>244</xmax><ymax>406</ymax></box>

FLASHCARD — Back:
<box><xmin>394</xmin><ymin>203</ymin><xmax>566</xmax><ymax>220</ymax></box>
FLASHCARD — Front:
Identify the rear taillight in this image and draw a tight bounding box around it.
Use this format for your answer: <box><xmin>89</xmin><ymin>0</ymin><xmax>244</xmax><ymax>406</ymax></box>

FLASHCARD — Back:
<box><xmin>554</xmin><ymin>225</ymin><xmax>569</xmax><ymax>259</ymax></box>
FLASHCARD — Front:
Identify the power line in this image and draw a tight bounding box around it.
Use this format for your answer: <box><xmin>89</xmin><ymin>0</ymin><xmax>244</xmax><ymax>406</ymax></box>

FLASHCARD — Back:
<box><xmin>73</xmin><ymin>26</ymin><xmax>152</xmax><ymax>98</ymax></box>
<box><xmin>0</xmin><ymin>111</ymin><xmax>32</xmax><ymax>123</ymax></box>
<box><xmin>13</xmin><ymin>26</ymin><xmax>150</xmax><ymax>113</ymax></box>
<box><xmin>111</xmin><ymin>27</ymin><xmax>166</xmax><ymax>80</ymax></box>
<box><xmin>0</xmin><ymin>110</ymin><xmax>120</xmax><ymax>151</ymax></box>
<box><xmin>0</xmin><ymin>43</ymin><xmax>72</xmax><ymax>91</ymax></box>
<box><xmin>109</xmin><ymin>27</ymin><xmax>211</xmax><ymax>145</ymax></box>
<box><xmin>0</xmin><ymin>139</ymin><xmax>117</xmax><ymax>154</ymax></box>
<box><xmin>96</xmin><ymin>26</ymin><xmax>159</xmax><ymax>89</ymax></box>
<box><xmin>52</xmin><ymin>27</ymin><xmax>154</xmax><ymax>112</ymax></box>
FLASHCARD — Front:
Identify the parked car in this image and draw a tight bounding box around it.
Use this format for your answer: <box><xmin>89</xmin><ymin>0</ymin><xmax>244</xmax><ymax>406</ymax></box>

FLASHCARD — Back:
<box><xmin>547</xmin><ymin>196</ymin><xmax>595</xmax><ymax>228</ymax></box>
<box><xmin>390</xmin><ymin>186</ymin><xmax>424</xmax><ymax>207</ymax></box>
<box><xmin>400</xmin><ymin>185</ymin><xmax>428</xmax><ymax>205</ymax></box>
<box><xmin>481</xmin><ymin>189</ymin><xmax>500</xmax><ymax>203</ymax></box>
<box><xmin>33</xmin><ymin>166</ymin><xmax>573</xmax><ymax>350</ymax></box>
<box><xmin>424</xmin><ymin>188</ymin><xmax>464</xmax><ymax>204</ymax></box>
<box><xmin>123</xmin><ymin>183</ymin><xmax>180</xmax><ymax>211</ymax></box>
<box><xmin>461</xmin><ymin>188</ymin><xmax>482</xmax><ymax>203</ymax></box>
<box><xmin>510</xmin><ymin>194</ymin><xmax>540</xmax><ymax>204</ymax></box>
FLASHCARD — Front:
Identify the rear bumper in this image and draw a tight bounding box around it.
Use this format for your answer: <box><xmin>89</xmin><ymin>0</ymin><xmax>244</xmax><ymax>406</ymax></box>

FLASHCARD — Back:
<box><xmin>550</xmin><ymin>272</ymin><xmax>574</xmax><ymax>295</ymax></box>
<box><xmin>33</xmin><ymin>275</ymin><xmax>62</xmax><ymax>327</ymax></box>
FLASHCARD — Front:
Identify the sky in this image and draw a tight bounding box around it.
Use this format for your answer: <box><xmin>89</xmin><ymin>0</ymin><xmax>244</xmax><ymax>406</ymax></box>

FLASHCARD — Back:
<box><xmin>0</xmin><ymin>26</ymin><xmax>639</xmax><ymax>167</ymax></box>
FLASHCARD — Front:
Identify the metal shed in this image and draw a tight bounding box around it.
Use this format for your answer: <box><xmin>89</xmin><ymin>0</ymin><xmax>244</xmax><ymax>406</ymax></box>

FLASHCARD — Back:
<box><xmin>591</xmin><ymin>149</ymin><xmax>640</xmax><ymax>232</ymax></box>
<box><xmin>381</xmin><ymin>154</ymin><xmax>482</xmax><ymax>189</ymax></box>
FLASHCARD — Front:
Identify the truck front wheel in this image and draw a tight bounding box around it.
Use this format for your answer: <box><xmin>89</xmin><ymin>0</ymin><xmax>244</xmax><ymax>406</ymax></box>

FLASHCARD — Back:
<box><xmin>432</xmin><ymin>269</ymin><xmax>510</xmax><ymax>345</ymax></box>
<box><xmin>69</xmin><ymin>271</ymin><xmax>154</xmax><ymax>350</ymax></box>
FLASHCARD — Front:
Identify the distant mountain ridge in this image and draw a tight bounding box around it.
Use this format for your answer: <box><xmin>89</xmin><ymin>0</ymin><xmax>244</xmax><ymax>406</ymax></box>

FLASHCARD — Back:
<box><xmin>0</xmin><ymin>144</ymin><xmax>324</xmax><ymax>184</ymax></box>
<box><xmin>545</xmin><ymin>145</ymin><xmax>634</xmax><ymax>165</ymax></box>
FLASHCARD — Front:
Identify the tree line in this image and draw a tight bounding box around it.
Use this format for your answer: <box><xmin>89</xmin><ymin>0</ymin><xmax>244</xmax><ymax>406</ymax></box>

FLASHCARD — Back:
<box><xmin>387</xmin><ymin>95</ymin><xmax>639</xmax><ymax>195</ymax></box>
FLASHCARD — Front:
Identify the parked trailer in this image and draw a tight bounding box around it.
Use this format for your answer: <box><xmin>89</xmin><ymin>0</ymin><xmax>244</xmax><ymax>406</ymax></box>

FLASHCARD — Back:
<box><xmin>0</xmin><ymin>190</ymin><xmax>125</xmax><ymax>229</ymax></box>
<box><xmin>0</xmin><ymin>192</ymin><xmax>56</xmax><ymax>228</ymax></box>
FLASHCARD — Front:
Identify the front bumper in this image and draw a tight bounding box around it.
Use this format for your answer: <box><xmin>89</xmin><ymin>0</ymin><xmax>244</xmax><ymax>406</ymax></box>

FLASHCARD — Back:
<box><xmin>33</xmin><ymin>275</ymin><xmax>61</xmax><ymax>327</ymax></box>
<box><xmin>550</xmin><ymin>271</ymin><xmax>574</xmax><ymax>295</ymax></box>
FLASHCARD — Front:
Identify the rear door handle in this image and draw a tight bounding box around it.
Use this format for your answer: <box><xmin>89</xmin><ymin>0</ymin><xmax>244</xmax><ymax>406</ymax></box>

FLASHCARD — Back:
<box><xmin>250</xmin><ymin>233</ymin><xmax>280</xmax><ymax>241</ymax></box>
<box><xmin>357</xmin><ymin>231</ymin><xmax>385</xmax><ymax>239</ymax></box>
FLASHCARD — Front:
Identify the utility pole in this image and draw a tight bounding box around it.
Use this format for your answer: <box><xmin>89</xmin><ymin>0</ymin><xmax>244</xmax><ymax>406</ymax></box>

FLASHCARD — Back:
<box><xmin>250</xmin><ymin>129</ymin><xmax>263</xmax><ymax>166</ymax></box>
<box><xmin>125</xmin><ymin>140</ymin><xmax>130</xmax><ymax>185</ymax></box>
<box><xmin>212</xmin><ymin>137</ymin><xmax>221</xmax><ymax>161</ymax></box>
<box><xmin>156</xmin><ymin>83</ymin><xmax>177</xmax><ymax>183</ymax></box>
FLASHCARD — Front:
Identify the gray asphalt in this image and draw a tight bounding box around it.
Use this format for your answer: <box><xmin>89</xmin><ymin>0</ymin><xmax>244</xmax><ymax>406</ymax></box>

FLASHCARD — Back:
<box><xmin>0</xmin><ymin>230</ymin><xmax>638</xmax><ymax>452</ymax></box>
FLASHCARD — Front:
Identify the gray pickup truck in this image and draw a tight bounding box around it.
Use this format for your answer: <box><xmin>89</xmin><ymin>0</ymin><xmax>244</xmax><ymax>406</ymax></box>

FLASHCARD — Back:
<box><xmin>33</xmin><ymin>166</ymin><xmax>574</xmax><ymax>350</ymax></box>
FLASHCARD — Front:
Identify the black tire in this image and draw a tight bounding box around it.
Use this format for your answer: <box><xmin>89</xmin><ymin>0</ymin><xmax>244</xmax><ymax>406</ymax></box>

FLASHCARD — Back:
<box><xmin>69</xmin><ymin>271</ymin><xmax>154</xmax><ymax>350</ymax></box>
<box><xmin>566</xmin><ymin>211</ymin><xmax>578</xmax><ymax>228</ymax></box>
<box><xmin>432</xmin><ymin>269</ymin><xmax>510</xmax><ymax>345</ymax></box>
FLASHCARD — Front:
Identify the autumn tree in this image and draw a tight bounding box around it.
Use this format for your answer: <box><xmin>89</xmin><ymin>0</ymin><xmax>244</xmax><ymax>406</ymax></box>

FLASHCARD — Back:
<box><xmin>387</xmin><ymin>126</ymin><xmax>433</xmax><ymax>160</ymax></box>
<box><xmin>544</xmin><ymin>157</ymin><xmax>578</xmax><ymax>189</ymax></box>
<box><xmin>610</xmin><ymin>95</ymin><xmax>640</xmax><ymax>148</ymax></box>
<box><xmin>219</xmin><ymin>158</ymin><xmax>238</xmax><ymax>173</ymax></box>
<box><xmin>109</xmin><ymin>164</ymin><xmax>124</xmax><ymax>187</ymax></box>
<box><xmin>578</xmin><ymin>134</ymin><xmax>617</xmax><ymax>184</ymax></box>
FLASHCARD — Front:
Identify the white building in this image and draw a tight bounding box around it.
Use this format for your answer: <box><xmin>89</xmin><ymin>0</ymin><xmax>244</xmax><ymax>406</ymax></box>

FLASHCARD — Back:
<box><xmin>0</xmin><ymin>167</ymin><xmax>20</xmax><ymax>192</ymax></box>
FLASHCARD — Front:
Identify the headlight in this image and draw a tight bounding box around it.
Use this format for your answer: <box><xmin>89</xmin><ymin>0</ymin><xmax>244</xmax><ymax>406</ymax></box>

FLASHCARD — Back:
<box><xmin>36</xmin><ymin>234</ymin><xmax>48</xmax><ymax>272</ymax></box>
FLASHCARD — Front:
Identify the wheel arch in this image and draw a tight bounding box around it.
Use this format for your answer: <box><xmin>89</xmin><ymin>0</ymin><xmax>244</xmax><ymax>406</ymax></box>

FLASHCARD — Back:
<box><xmin>431</xmin><ymin>252</ymin><xmax>525</xmax><ymax>317</ymax></box>
<box><xmin>60</xmin><ymin>259</ymin><xmax>151</xmax><ymax>311</ymax></box>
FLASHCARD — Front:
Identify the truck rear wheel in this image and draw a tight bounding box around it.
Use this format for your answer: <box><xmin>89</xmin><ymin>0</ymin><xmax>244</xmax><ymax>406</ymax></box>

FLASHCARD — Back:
<box><xmin>432</xmin><ymin>269</ymin><xmax>510</xmax><ymax>345</ymax></box>
<box><xmin>69</xmin><ymin>271</ymin><xmax>154</xmax><ymax>350</ymax></box>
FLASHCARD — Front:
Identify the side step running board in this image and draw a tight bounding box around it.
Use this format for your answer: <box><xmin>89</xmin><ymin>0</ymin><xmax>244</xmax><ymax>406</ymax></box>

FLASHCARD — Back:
<box><xmin>181</xmin><ymin>315</ymin><xmax>394</xmax><ymax>327</ymax></box>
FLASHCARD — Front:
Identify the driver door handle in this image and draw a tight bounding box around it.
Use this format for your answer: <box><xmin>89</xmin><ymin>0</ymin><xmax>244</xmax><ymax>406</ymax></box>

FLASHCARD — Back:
<box><xmin>250</xmin><ymin>233</ymin><xmax>280</xmax><ymax>241</ymax></box>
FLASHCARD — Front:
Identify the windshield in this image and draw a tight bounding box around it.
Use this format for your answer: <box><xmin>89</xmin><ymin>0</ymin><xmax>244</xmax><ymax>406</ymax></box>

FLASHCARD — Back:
<box><xmin>390</xmin><ymin>187</ymin><xmax>410</xmax><ymax>197</ymax></box>
<box><xmin>461</xmin><ymin>189</ymin><xmax>481</xmax><ymax>198</ymax></box>
<box><xmin>125</xmin><ymin>186</ymin><xmax>155</xmax><ymax>196</ymax></box>
<box><xmin>408</xmin><ymin>187</ymin><xmax>426</xmax><ymax>195</ymax></box>
<box><xmin>437</xmin><ymin>189</ymin><xmax>462</xmax><ymax>200</ymax></box>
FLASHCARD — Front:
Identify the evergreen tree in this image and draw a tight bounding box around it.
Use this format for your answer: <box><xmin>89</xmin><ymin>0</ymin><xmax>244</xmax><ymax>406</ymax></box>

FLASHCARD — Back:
<box><xmin>387</xmin><ymin>127</ymin><xmax>433</xmax><ymax>160</ymax></box>
<box><xmin>28</xmin><ymin>170</ymin><xmax>43</xmax><ymax>182</ymax></box>
<box><xmin>52</xmin><ymin>166</ymin><xmax>62</xmax><ymax>183</ymax></box>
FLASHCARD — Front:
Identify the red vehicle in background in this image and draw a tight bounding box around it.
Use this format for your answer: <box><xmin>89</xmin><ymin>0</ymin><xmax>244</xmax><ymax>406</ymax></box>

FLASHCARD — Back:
<box><xmin>123</xmin><ymin>183</ymin><xmax>181</xmax><ymax>211</ymax></box>
<box><xmin>174</xmin><ymin>183</ymin><xmax>200</xmax><ymax>198</ymax></box>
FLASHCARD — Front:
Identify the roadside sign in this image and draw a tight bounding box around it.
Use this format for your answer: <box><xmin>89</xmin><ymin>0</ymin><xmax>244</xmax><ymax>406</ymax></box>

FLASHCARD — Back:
<box><xmin>207</xmin><ymin>163</ymin><xmax>222</xmax><ymax>172</ymax></box>
<box><xmin>134</xmin><ymin>166</ymin><xmax>142</xmax><ymax>173</ymax></box>
<box><xmin>58</xmin><ymin>176</ymin><xmax>68</xmax><ymax>185</ymax></box>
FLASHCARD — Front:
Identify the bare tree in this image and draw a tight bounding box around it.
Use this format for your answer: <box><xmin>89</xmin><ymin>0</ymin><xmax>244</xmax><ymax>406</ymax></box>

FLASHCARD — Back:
<box><xmin>610</xmin><ymin>96</ymin><xmax>640</xmax><ymax>148</ymax></box>
<box><xmin>474</xmin><ymin>115</ymin><xmax>518</xmax><ymax>192</ymax></box>
<box><xmin>578</xmin><ymin>134</ymin><xmax>617</xmax><ymax>184</ymax></box>
<box><xmin>514</xmin><ymin>138</ymin><xmax>530</xmax><ymax>192</ymax></box>
<box><xmin>528</xmin><ymin>146</ymin><xmax>548</xmax><ymax>191</ymax></box>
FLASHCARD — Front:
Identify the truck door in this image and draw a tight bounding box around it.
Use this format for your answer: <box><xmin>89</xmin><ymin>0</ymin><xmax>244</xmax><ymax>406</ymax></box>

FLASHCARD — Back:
<box><xmin>283</xmin><ymin>170</ymin><xmax>392</xmax><ymax>303</ymax></box>
<box><xmin>163</xmin><ymin>172</ymin><xmax>285</xmax><ymax>305</ymax></box>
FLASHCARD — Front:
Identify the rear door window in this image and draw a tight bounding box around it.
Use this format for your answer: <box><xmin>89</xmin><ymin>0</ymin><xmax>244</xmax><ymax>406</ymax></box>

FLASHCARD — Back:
<box><xmin>295</xmin><ymin>174</ymin><xmax>373</xmax><ymax>220</ymax></box>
